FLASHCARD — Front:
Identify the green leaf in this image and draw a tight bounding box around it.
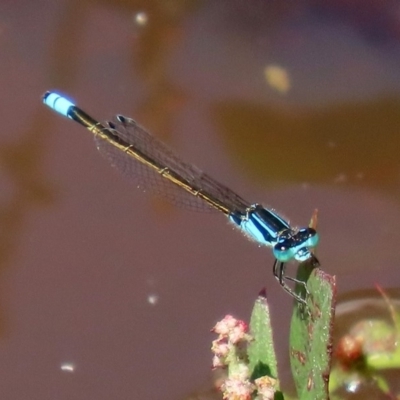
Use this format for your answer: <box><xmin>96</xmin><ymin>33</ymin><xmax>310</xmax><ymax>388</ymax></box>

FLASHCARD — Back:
<box><xmin>248</xmin><ymin>290</ymin><xmax>279</xmax><ymax>385</ymax></box>
<box><xmin>289</xmin><ymin>261</ymin><xmax>336</xmax><ymax>400</ymax></box>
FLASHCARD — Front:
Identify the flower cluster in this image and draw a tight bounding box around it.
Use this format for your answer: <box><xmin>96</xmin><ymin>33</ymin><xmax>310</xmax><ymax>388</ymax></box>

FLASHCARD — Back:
<box><xmin>254</xmin><ymin>376</ymin><xmax>278</xmax><ymax>400</ymax></box>
<box><xmin>211</xmin><ymin>315</ymin><xmax>279</xmax><ymax>400</ymax></box>
<box><xmin>211</xmin><ymin>315</ymin><xmax>251</xmax><ymax>369</ymax></box>
<box><xmin>221</xmin><ymin>374</ymin><xmax>254</xmax><ymax>400</ymax></box>
<box><xmin>211</xmin><ymin>315</ymin><xmax>252</xmax><ymax>399</ymax></box>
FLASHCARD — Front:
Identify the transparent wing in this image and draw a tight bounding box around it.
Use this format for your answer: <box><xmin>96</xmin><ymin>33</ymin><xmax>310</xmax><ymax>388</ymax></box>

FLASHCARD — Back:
<box><xmin>94</xmin><ymin>115</ymin><xmax>250</xmax><ymax>214</ymax></box>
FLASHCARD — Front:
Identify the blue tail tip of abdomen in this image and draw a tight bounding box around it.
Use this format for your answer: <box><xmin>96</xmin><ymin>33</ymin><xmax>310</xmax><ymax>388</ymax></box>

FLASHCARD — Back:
<box><xmin>42</xmin><ymin>91</ymin><xmax>75</xmax><ymax>118</ymax></box>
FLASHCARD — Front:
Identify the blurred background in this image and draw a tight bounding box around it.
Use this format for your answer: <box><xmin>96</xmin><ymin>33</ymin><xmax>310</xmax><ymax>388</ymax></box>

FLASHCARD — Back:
<box><xmin>1</xmin><ymin>0</ymin><xmax>400</xmax><ymax>398</ymax></box>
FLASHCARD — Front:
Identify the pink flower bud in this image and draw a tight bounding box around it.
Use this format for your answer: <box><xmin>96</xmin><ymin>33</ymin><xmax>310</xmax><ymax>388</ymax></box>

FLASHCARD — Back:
<box><xmin>212</xmin><ymin>354</ymin><xmax>226</xmax><ymax>369</ymax></box>
<box><xmin>212</xmin><ymin>315</ymin><xmax>239</xmax><ymax>336</ymax></box>
<box><xmin>254</xmin><ymin>376</ymin><xmax>278</xmax><ymax>400</ymax></box>
<box><xmin>221</xmin><ymin>377</ymin><xmax>254</xmax><ymax>400</ymax></box>
<box><xmin>212</xmin><ymin>339</ymin><xmax>230</xmax><ymax>357</ymax></box>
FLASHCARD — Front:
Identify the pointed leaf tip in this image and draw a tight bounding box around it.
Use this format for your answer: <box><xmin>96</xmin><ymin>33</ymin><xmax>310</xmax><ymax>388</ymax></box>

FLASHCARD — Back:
<box><xmin>258</xmin><ymin>288</ymin><xmax>267</xmax><ymax>299</ymax></box>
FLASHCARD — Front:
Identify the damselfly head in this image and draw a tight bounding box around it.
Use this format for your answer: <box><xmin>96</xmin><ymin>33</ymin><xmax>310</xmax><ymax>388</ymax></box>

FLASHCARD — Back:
<box><xmin>273</xmin><ymin>227</ymin><xmax>319</xmax><ymax>262</ymax></box>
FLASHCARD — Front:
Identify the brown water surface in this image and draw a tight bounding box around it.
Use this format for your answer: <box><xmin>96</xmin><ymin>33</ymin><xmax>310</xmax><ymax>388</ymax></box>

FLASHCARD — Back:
<box><xmin>1</xmin><ymin>1</ymin><xmax>400</xmax><ymax>399</ymax></box>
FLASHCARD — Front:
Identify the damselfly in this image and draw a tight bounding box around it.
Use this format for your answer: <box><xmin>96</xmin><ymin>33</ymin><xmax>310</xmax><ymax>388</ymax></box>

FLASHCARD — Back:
<box><xmin>43</xmin><ymin>91</ymin><xmax>320</xmax><ymax>302</ymax></box>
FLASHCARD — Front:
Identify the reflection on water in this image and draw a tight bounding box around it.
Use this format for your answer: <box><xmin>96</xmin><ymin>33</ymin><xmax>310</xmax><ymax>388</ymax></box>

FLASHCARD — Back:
<box><xmin>48</xmin><ymin>0</ymin><xmax>200</xmax><ymax>134</ymax></box>
<box><xmin>60</xmin><ymin>362</ymin><xmax>75</xmax><ymax>372</ymax></box>
<box><xmin>213</xmin><ymin>97</ymin><xmax>400</xmax><ymax>193</ymax></box>
<box><xmin>0</xmin><ymin>112</ymin><xmax>56</xmax><ymax>336</ymax></box>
